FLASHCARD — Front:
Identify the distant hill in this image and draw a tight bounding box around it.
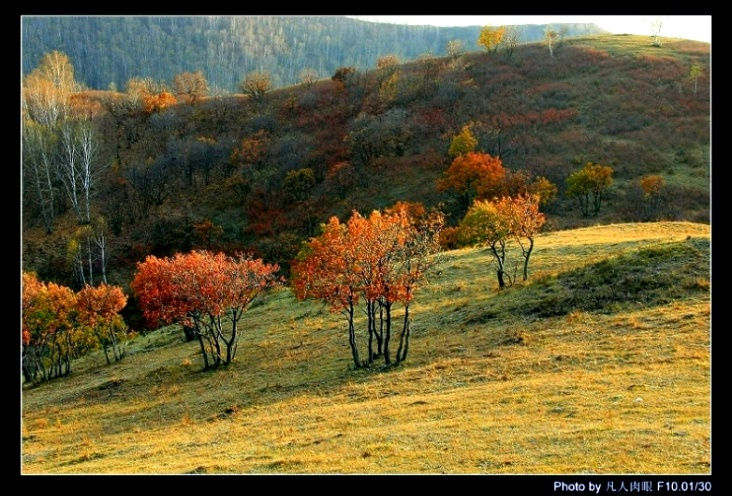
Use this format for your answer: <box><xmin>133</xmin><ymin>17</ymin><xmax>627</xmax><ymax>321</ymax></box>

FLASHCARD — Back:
<box><xmin>20</xmin><ymin>16</ymin><xmax>609</xmax><ymax>92</ymax></box>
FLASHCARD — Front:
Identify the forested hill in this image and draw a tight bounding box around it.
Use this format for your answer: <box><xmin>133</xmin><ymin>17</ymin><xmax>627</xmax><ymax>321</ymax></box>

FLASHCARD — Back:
<box><xmin>20</xmin><ymin>16</ymin><xmax>608</xmax><ymax>92</ymax></box>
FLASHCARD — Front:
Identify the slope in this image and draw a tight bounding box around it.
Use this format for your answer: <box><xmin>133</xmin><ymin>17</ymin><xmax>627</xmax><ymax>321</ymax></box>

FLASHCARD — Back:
<box><xmin>21</xmin><ymin>221</ymin><xmax>711</xmax><ymax>474</ymax></box>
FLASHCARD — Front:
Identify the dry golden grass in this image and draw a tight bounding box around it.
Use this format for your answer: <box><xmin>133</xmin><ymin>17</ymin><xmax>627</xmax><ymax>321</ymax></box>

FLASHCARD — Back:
<box><xmin>21</xmin><ymin>221</ymin><xmax>711</xmax><ymax>474</ymax></box>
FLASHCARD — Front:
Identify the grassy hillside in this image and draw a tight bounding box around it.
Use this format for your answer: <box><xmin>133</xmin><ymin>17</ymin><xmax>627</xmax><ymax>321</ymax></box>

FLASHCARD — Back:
<box><xmin>21</xmin><ymin>221</ymin><xmax>711</xmax><ymax>474</ymax></box>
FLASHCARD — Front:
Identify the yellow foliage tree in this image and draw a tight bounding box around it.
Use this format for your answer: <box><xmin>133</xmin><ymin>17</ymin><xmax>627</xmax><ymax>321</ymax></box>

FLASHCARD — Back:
<box><xmin>448</xmin><ymin>124</ymin><xmax>479</xmax><ymax>158</ymax></box>
<box><xmin>239</xmin><ymin>71</ymin><xmax>272</xmax><ymax>100</ymax></box>
<box><xmin>689</xmin><ymin>64</ymin><xmax>703</xmax><ymax>94</ymax></box>
<box><xmin>477</xmin><ymin>25</ymin><xmax>506</xmax><ymax>53</ymax></box>
<box><xmin>566</xmin><ymin>162</ymin><xmax>614</xmax><ymax>216</ymax></box>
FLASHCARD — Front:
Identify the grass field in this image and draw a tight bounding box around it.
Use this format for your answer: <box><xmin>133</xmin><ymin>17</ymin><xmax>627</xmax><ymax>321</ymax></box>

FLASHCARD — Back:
<box><xmin>20</xmin><ymin>221</ymin><xmax>711</xmax><ymax>475</ymax></box>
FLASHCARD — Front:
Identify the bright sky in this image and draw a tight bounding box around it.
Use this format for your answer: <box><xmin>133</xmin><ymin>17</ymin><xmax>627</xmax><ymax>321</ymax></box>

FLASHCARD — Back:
<box><xmin>349</xmin><ymin>16</ymin><xmax>711</xmax><ymax>44</ymax></box>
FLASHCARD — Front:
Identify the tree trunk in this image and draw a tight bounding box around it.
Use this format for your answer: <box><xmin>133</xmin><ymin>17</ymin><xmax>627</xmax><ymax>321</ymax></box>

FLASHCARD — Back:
<box><xmin>383</xmin><ymin>301</ymin><xmax>392</xmax><ymax>365</ymax></box>
<box><xmin>377</xmin><ymin>304</ymin><xmax>384</xmax><ymax>356</ymax></box>
<box><xmin>593</xmin><ymin>192</ymin><xmax>603</xmax><ymax>216</ymax></box>
<box><xmin>347</xmin><ymin>300</ymin><xmax>360</xmax><ymax>369</ymax></box>
<box><xmin>522</xmin><ymin>238</ymin><xmax>534</xmax><ymax>281</ymax></box>
<box><xmin>225</xmin><ymin>312</ymin><xmax>240</xmax><ymax>365</ymax></box>
<box><xmin>396</xmin><ymin>303</ymin><xmax>410</xmax><ymax>364</ymax></box>
<box><xmin>491</xmin><ymin>244</ymin><xmax>507</xmax><ymax>289</ymax></box>
<box><xmin>109</xmin><ymin>327</ymin><xmax>122</xmax><ymax>362</ymax></box>
<box><xmin>96</xmin><ymin>330</ymin><xmax>111</xmax><ymax>365</ymax></box>
<box><xmin>196</xmin><ymin>333</ymin><xmax>210</xmax><ymax>370</ymax></box>
<box><xmin>183</xmin><ymin>325</ymin><xmax>196</xmax><ymax>341</ymax></box>
<box><xmin>366</xmin><ymin>300</ymin><xmax>376</xmax><ymax>364</ymax></box>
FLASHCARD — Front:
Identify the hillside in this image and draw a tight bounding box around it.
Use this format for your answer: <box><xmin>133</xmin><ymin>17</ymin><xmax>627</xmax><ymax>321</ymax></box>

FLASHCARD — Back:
<box><xmin>21</xmin><ymin>221</ymin><xmax>711</xmax><ymax>474</ymax></box>
<box><xmin>21</xmin><ymin>34</ymin><xmax>711</xmax><ymax>302</ymax></box>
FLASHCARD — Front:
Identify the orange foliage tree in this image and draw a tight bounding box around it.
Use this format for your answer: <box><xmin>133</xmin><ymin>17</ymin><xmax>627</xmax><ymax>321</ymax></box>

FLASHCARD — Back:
<box><xmin>229</xmin><ymin>129</ymin><xmax>270</xmax><ymax>173</ymax></box>
<box><xmin>193</xmin><ymin>219</ymin><xmax>224</xmax><ymax>249</ymax></box>
<box><xmin>640</xmin><ymin>174</ymin><xmax>665</xmax><ymax>199</ymax></box>
<box><xmin>291</xmin><ymin>205</ymin><xmax>443</xmax><ymax>368</ymax></box>
<box><xmin>382</xmin><ymin>204</ymin><xmax>445</xmax><ymax>364</ymax></box>
<box><xmin>22</xmin><ymin>272</ymin><xmax>130</xmax><ymax>385</ymax></box>
<box><xmin>494</xmin><ymin>169</ymin><xmax>558</xmax><ymax>206</ymax></box>
<box><xmin>143</xmin><ymin>91</ymin><xmax>177</xmax><ymax>114</ymax></box>
<box><xmin>292</xmin><ymin>215</ymin><xmax>362</xmax><ymax>366</ymax></box>
<box><xmin>22</xmin><ymin>272</ymin><xmax>48</xmax><ymax>384</ymax></box>
<box><xmin>131</xmin><ymin>250</ymin><xmax>280</xmax><ymax>369</ymax></box>
<box><xmin>639</xmin><ymin>174</ymin><xmax>666</xmax><ymax>219</ymax></box>
<box><xmin>76</xmin><ymin>284</ymin><xmax>129</xmax><ymax>365</ymax></box>
<box><xmin>22</xmin><ymin>272</ymin><xmax>90</xmax><ymax>384</ymax></box>
<box><xmin>437</xmin><ymin>151</ymin><xmax>506</xmax><ymax>210</ymax></box>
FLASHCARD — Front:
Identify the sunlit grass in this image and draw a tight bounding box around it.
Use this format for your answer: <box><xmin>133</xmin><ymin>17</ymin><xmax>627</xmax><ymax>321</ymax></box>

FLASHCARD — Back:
<box><xmin>21</xmin><ymin>221</ymin><xmax>711</xmax><ymax>474</ymax></box>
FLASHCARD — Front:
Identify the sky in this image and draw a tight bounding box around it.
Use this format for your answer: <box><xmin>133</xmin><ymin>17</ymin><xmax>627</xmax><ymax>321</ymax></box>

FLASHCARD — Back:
<box><xmin>349</xmin><ymin>16</ymin><xmax>711</xmax><ymax>44</ymax></box>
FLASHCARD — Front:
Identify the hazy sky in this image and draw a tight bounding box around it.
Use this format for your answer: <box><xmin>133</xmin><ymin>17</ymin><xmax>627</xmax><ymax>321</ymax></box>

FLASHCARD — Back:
<box><xmin>349</xmin><ymin>16</ymin><xmax>711</xmax><ymax>44</ymax></box>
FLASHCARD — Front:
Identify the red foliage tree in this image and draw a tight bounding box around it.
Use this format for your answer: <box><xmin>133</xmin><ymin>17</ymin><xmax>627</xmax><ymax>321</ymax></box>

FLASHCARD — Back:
<box><xmin>131</xmin><ymin>250</ymin><xmax>279</xmax><ymax>369</ymax></box>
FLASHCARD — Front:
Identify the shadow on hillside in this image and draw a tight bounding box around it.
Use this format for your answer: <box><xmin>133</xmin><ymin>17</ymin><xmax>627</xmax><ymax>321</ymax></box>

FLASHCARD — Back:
<box><xmin>466</xmin><ymin>237</ymin><xmax>710</xmax><ymax>322</ymax></box>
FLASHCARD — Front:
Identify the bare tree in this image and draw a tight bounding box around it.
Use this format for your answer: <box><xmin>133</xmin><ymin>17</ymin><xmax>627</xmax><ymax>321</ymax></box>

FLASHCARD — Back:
<box><xmin>92</xmin><ymin>217</ymin><xmax>109</xmax><ymax>284</ymax></box>
<box><xmin>58</xmin><ymin>119</ymin><xmax>101</xmax><ymax>225</ymax></box>
<box><xmin>78</xmin><ymin>122</ymin><xmax>98</xmax><ymax>225</ymax></box>
<box><xmin>21</xmin><ymin>51</ymin><xmax>76</xmax><ymax>233</ymax></box>
<box><xmin>645</xmin><ymin>16</ymin><xmax>666</xmax><ymax>47</ymax></box>
<box><xmin>22</xmin><ymin>121</ymin><xmax>58</xmax><ymax>233</ymax></box>
<box><xmin>544</xmin><ymin>26</ymin><xmax>558</xmax><ymax>58</ymax></box>
<box><xmin>446</xmin><ymin>40</ymin><xmax>465</xmax><ymax>70</ymax></box>
<box><xmin>502</xmin><ymin>26</ymin><xmax>520</xmax><ymax>60</ymax></box>
<box><xmin>59</xmin><ymin>121</ymin><xmax>82</xmax><ymax>223</ymax></box>
<box><xmin>376</xmin><ymin>54</ymin><xmax>400</xmax><ymax>69</ymax></box>
<box><xmin>298</xmin><ymin>67</ymin><xmax>319</xmax><ymax>88</ymax></box>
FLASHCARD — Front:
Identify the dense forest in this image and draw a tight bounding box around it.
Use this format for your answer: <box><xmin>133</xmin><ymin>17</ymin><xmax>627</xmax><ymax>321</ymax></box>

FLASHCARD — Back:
<box><xmin>20</xmin><ymin>16</ymin><xmax>607</xmax><ymax>92</ymax></box>
<box><xmin>21</xmin><ymin>26</ymin><xmax>710</xmax><ymax>334</ymax></box>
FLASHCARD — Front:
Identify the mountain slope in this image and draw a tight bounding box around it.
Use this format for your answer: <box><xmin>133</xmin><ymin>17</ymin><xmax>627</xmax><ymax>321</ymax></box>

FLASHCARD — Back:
<box><xmin>21</xmin><ymin>221</ymin><xmax>711</xmax><ymax>474</ymax></box>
